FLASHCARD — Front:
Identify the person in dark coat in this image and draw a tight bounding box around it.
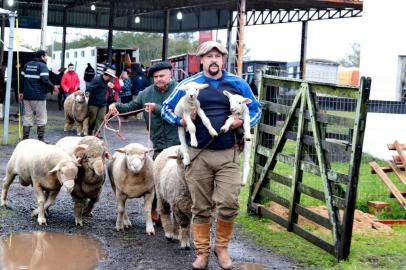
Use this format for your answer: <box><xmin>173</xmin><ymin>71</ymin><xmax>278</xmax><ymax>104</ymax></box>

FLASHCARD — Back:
<box><xmin>84</xmin><ymin>63</ymin><xmax>96</xmax><ymax>82</ymax></box>
<box><xmin>50</xmin><ymin>67</ymin><xmax>66</xmax><ymax>110</ymax></box>
<box><xmin>249</xmin><ymin>78</ymin><xmax>258</xmax><ymax>96</ymax></box>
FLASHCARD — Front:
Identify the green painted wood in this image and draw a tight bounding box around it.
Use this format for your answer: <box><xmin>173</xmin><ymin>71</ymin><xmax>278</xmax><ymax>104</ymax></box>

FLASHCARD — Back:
<box><xmin>295</xmin><ymin>204</ymin><xmax>333</xmax><ymax>230</ymax></box>
<box><xmin>288</xmin><ymin>84</ymin><xmax>308</xmax><ymax>231</ymax></box>
<box><xmin>340</xmin><ymin>77</ymin><xmax>371</xmax><ymax>260</ymax></box>
<box><xmin>260</xmin><ymin>188</ymin><xmax>290</xmax><ymax>208</ymax></box>
<box><xmin>306</xmin><ymin>85</ymin><xmax>341</xmax><ymax>247</ymax></box>
<box><xmin>292</xmin><ymin>224</ymin><xmax>335</xmax><ymax>255</ymax></box>
<box><xmin>251</xmin><ymin>87</ymin><xmax>304</xmax><ymax>203</ymax></box>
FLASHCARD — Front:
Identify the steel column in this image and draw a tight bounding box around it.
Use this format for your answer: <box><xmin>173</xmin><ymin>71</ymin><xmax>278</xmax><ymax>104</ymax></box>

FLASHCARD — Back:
<box><xmin>107</xmin><ymin>0</ymin><xmax>115</xmax><ymax>65</ymax></box>
<box><xmin>299</xmin><ymin>21</ymin><xmax>308</xmax><ymax>79</ymax></box>
<box><xmin>162</xmin><ymin>9</ymin><xmax>170</xmax><ymax>61</ymax></box>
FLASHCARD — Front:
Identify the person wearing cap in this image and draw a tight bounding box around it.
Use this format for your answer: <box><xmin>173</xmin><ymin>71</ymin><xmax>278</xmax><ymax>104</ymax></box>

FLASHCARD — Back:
<box><xmin>86</xmin><ymin>67</ymin><xmax>117</xmax><ymax>135</ymax></box>
<box><xmin>162</xmin><ymin>40</ymin><xmax>261</xmax><ymax>270</ymax></box>
<box><xmin>20</xmin><ymin>49</ymin><xmax>59</xmax><ymax>141</ymax></box>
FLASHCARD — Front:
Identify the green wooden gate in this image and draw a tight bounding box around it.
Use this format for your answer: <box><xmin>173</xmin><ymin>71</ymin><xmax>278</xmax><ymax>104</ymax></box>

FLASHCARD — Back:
<box><xmin>248</xmin><ymin>75</ymin><xmax>371</xmax><ymax>260</ymax></box>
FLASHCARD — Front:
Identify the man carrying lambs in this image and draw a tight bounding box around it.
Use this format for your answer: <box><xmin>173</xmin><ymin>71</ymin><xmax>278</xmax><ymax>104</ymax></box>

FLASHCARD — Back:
<box><xmin>162</xmin><ymin>40</ymin><xmax>261</xmax><ymax>270</ymax></box>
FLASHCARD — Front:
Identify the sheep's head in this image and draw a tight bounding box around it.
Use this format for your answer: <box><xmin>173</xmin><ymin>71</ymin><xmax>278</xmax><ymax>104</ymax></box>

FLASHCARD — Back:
<box><xmin>115</xmin><ymin>143</ymin><xmax>152</xmax><ymax>174</ymax></box>
<box><xmin>178</xmin><ymin>82</ymin><xmax>209</xmax><ymax>102</ymax></box>
<box><xmin>48</xmin><ymin>160</ymin><xmax>80</xmax><ymax>193</ymax></box>
<box><xmin>77</xmin><ymin>137</ymin><xmax>113</xmax><ymax>176</ymax></box>
<box><xmin>74</xmin><ymin>91</ymin><xmax>87</xmax><ymax>104</ymax></box>
<box><xmin>223</xmin><ymin>90</ymin><xmax>251</xmax><ymax>117</ymax></box>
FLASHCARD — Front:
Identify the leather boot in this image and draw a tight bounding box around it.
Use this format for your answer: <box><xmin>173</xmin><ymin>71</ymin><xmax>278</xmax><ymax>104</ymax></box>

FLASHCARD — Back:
<box><xmin>214</xmin><ymin>218</ymin><xmax>234</xmax><ymax>270</ymax></box>
<box><xmin>37</xmin><ymin>126</ymin><xmax>46</xmax><ymax>142</ymax></box>
<box><xmin>192</xmin><ymin>223</ymin><xmax>211</xmax><ymax>270</ymax></box>
<box><xmin>23</xmin><ymin>126</ymin><xmax>31</xmax><ymax>140</ymax></box>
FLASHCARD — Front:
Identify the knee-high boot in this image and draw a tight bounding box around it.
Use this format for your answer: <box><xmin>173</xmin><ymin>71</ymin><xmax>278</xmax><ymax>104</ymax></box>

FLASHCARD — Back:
<box><xmin>37</xmin><ymin>126</ymin><xmax>46</xmax><ymax>142</ymax></box>
<box><xmin>214</xmin><ymin>218</ymin><xmax>234</xmax><ymax>270</ymax></box>
<box><xmin>23</xmin><ymin>126</ymin><xmax>31</xmax><ymax>140</ymax></box>
<box><xmin>192</xmin><ymin>223</ymin><xmax>211</xmax><ymax>270</ymax></box>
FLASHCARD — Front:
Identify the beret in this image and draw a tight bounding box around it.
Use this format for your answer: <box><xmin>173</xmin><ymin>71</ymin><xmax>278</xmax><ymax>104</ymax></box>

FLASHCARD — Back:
<box><xmin>148</xmin><ymin>62</ymin><xmax>172</xmax><ymax>77</ymax></box>
<box><xmin>196</xmin><ymin>41</ymin><xmax>228</xmax><ymax>56</ymax></box>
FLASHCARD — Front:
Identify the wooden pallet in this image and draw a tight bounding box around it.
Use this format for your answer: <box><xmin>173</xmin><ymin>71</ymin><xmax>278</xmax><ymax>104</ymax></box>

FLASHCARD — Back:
<box><xmin>369</xmin><ymin>140</ymin><xmax>406</xmax><ymax>210</ymax></box>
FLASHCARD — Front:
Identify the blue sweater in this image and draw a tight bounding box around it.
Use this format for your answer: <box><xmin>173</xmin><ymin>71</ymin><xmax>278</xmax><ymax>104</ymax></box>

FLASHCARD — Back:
<box><xmin>162</xmin><ymin>71</ymin><xmax>261</xmax><ymax>150</ymax></box>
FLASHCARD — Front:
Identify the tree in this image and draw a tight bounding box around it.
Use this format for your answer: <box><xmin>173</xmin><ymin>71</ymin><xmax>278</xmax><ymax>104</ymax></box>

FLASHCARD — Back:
<box><xmin>338</xmin><ymin>42</ymin><xmax>360</xmax><ymax>67</ymax></box>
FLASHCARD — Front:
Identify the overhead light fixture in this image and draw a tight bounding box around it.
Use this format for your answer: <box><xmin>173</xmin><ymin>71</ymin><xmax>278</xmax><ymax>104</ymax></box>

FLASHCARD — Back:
<box><xmin>176</xmin><ymin>11</ymin><xmax>182</xmax><ymax>20</ymax></box>
<box><xmin>135</xmin><ymin>16</ymin><xmax>140</xmax><ymax>24</ymax></box>
<box><xmin>7</xmin><ymin>0</ymin><xmax>13</xmax><ymax>6</ymax></box>
<box><xmin>91</xmin><ymin>4</ymin><xmax>96</xmax><ymax>11</ymax></box>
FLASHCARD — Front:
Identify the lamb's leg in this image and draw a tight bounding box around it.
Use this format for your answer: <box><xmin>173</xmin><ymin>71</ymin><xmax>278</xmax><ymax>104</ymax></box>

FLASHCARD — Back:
<box><xmin>32</xmin><ymin>190</ymin><xmax>59</xmax><ymax>217</ymax></box>
<box><xmin>83</xmin><ymin>117</ymin><xmax>89</xmax><ymax>136</ymax></box>
<box><xmin>197</xmin><ymin>108</ymin><xmax>218</xmax><ymax>137</ymax></box>
<box><xmin>184</xmin><ymin>114</ymin><xmax>198</xmax><ymax>147</ymax></box>
<box><xmin>243</xmin><ymin>113</ymin><xmax>251</xmax><ymax>140</ymax></box>
<box><xmin>83</xmin><ymin>197</ymin><xmax>99</xmax><ymax>217</ymax></box>
<box><xmin>220</xmin><ymin>116</ymin><xmax>234</xmax><ymax>134</ymax></box>
<box><xmin>157</xmin><ymin>195</ymin><xmax>176</xmax><ymax>240</ymax></box>
<box><xmin>76</xmin><ymin>122</ymin><xmax>83</xmax><ymax>136</ymax></box>
<box><xmin>73</xmin><ymin>198</ymin><xmax>84</xmax><ymax>226</ymax></box>
<box><xmin>1</xmin><ymin>170</ymin><xmax>17</xmax><ymax>208</ymax></box>
<box><xmin>33</xmin><ymin>181</ymin><xmax>47</xmax><ymax>225</ymax></box>
<box><xmin>64</xmin><ymin>116</ymin><xmax>74</xmax><ymax>132</ymax></box>
<box><xmin>123</xmin><ymin>211</ymin><xmax>132</xmax><ymax>228</ymax></box>
<box><xmin>115</xmin><ymin>191</ymin><xmax>127</xmax><ymax>231</ymax></box>
<box><xmin>178</xmin><ymin>127</ymin><xmax>190</xmax><ymax>166</ymax></box>
<box><xmin>174</xmin><ymin>211</ymin><xmax>191</xmax><ymax>249</ymax></box>
<box><xmin>143</xmin><ymin>190</ymin><xmax>155</xmax><ymax>236</ymax></box>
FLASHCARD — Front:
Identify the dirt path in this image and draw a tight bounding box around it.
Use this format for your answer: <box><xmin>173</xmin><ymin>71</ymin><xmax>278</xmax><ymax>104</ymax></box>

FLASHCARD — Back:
<box><xmin>0</xmin><ymin>101</ymin><xmax>299</xmax><ymax>270</ymax></box>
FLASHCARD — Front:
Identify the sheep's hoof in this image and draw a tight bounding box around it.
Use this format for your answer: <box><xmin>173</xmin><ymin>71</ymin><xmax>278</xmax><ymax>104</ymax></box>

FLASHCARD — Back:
<box><xmin>32</xmin><ymin>209</ymin><xmax>39</xmax><ymax>217</ymax></box>
<box><xmin>209</xmin><ymin>129</ymin><xmax>218</xmax><ymax>137</ymax></box>
<box><xmin>220</xmin><ymin>127</ymin><xmax>228</xmax><ymax>134</ymax></box>
<box><xmin>37</xmin><ymin>217</ymin><xmax>47</xmax><ymax>226</ymax></box>
<box><xmin>164</xmin><ymin>232</ymin><xmax>176</xmax><ymax>241</ymax></box>
<box><xmin>115</xmin><ymin>225</ymin><xmax>125</xmax><ymax>232</ymax></box>
<box><xmin>146</xmin><ymin>225</ymin><xmax>155</xmax><ymax>236</ymax></box>
<box><xmin>190</xmin><ymin>139</ymin><xmax>198</xmax><ymax>147</ymax></box>
<box><xmin>75</xmin><ymin>218</ymin><xmax>83</xmax><ymax>227</ymax></box>
<box><xmin>123</xmin><ymin>220</ymin><xmax>132</xmax><ymax>228</ymax></box>
<box><xmin>182</xmin><ymin>159</ymin><xmax>190</xmax><ymax>167</ymax></box>
<box><xmin>180</xmin><ymin>244</ymin><xmax>191</xmax><ymax>250</ymax></box>
<box><xmin>1</xmin><ymin>201</ymin><xmax>8</xmax><ymax>208</ymax></box>
<box><xmin>82</xmin><ymin>211</ymin><xmax>93</xmax><ymax>217</ymax></box>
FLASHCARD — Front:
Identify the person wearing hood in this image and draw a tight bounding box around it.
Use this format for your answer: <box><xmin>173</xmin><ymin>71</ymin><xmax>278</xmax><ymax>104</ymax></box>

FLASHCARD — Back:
<box><xmin>20</xmin><ymin>50</ymin><xmax>59</xmax><ymax>141</ymax></box>
<box><xmin>61</xmin><ymin>63</ymin><xmax>80</xmax><ymax>96</ymax></box>
<box><xmin>84</xmin><ymin>63</ymin><xmax>96</xmax><ymax>83</ymax></box>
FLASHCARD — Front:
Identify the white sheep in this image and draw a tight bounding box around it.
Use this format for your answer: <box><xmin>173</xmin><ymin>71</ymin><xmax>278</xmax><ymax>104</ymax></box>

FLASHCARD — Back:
<box><xmin>107</xmin><ymin>143</ymin><xmax>155</xmax><ymax>235</ymax></box>
<box><xmin>175</xmin><ymin>82</ymin><xmax>218</xmax><ymax>166</ymax></box>
<box><xmin>1</xmin><ymin>139</ymin><xmax>85</xmax><ymax>225</ymax></box>
<box><xmin>64</xmin><ymin>91</ymin><xmax>89</xmax><ymax>136</ymax></box>
<box><xmin>220</xmin><ymin>90</ymin><xmax>252</xmax><ymax>186</ymax></box>
<box><xmin>56</xmin><ymin>136</ymin><xmax>113</xmax><ymax>226</ymax></box>
<box><xmin>153</xmin><ymin>145</ymin><xmax>192</xmax><ymax>249</ymax></box>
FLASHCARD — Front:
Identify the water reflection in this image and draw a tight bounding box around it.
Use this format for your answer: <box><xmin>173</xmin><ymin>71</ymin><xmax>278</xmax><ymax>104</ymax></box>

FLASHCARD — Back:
<box><xmin>236</xmin><ymin>262</ymin><xmax>267</xmax><ymax>270</ymax></box>
<box><xmin>0</xmin><ymin>231</ymin><xmax>105</xmax><ymax>270</ymax></box>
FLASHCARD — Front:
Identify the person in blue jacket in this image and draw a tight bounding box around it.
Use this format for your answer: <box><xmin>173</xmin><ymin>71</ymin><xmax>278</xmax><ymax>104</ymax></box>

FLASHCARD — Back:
<box><xmin>161</xmin><ymin>40</ymin><xmax>261</xmax><ymax>270</ymax></box>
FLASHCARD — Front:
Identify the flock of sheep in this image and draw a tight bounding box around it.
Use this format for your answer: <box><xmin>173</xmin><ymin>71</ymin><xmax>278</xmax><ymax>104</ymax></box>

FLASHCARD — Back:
<box><xmin>0</xmin><ymin>82</ymin><xmax>252</xmax><ymax>250</ymax></box>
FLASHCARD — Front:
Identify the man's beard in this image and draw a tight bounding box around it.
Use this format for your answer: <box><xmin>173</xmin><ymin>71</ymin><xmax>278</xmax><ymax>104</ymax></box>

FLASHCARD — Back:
<box><xmin>208</xmin><ymin>64</ymin><xmax>220</xmax><ymax>76</ymax></box>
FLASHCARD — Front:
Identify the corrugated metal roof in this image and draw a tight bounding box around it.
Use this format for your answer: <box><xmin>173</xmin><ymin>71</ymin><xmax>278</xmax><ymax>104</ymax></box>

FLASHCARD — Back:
<box><xmin>6</xmin><ymin>0</ymin><xmax>363</xmax><ymax>32</ymax></box>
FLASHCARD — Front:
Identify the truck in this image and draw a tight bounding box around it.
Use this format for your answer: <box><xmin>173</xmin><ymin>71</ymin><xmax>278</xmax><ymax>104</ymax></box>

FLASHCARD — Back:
<box><xmin>51</xmin><ymin>46</ymin><xmax>140</xmax><ymax>90</ymax></box>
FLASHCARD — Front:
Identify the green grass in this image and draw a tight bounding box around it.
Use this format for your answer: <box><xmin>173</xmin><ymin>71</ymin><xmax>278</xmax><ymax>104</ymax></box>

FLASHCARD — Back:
<box><xmin>0</xmin><ymin>120</ymin><xmax>21</xmax><ymax>145</ymax></box>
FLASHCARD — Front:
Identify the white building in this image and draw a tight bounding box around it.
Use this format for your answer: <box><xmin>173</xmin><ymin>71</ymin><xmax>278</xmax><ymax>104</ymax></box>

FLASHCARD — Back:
<box><xmin>360</xmin><ymin>0</ymin><xmax>406</xmax><ymax>159</ymax></box>
<box><xmin>51</xmin><ymin>46</ymin><xmax>139</xmax><ymax>90</ymax></box>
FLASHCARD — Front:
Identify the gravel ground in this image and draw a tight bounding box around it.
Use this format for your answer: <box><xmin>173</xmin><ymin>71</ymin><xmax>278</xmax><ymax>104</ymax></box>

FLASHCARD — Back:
<box><xmin>0</xmin><ymin>101</ymin><xmax>300</xmax><ymax>270</ymax></box>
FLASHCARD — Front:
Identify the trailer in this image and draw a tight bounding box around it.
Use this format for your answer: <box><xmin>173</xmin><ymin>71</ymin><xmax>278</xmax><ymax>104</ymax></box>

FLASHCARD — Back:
<box><xmin>151</xmin><ymin>53</ymin><xmax>200</xmax><ymax>82</ymax></box>
<box><xmin>51</xmin><ymin>46</ymin><xmax>140</xmax><ymax>90</ymax></box>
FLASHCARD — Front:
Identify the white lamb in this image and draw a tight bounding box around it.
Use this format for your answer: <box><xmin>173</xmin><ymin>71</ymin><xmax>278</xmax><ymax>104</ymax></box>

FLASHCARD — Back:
<box><xmin>175</xmin><ymin>82</ymin><xmax>218</xmax><ymax>166</ymax></box>
<box><xmin>153</xmin><ymin>145</ymin><xmax>192</xmax><ymax>249</ymax></box>
<box><xmin>220</xmin><ymin>90</ymin><xmax>252</xmax><ymax>186</ymax></box>
<box><xmin>107</xmin><ymin>143</ymin><xmax>155</xmax><ymax>235</ymax></box>
<box><xmin>1</xmin><ymin>139</ymin><xmax>85</xmax><ymax>225</ymax></box>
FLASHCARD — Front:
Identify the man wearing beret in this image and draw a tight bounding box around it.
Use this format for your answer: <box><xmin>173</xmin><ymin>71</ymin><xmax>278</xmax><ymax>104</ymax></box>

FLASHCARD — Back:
<box><xmin>162</xmin><ymin>41</ymin><xmax>261</xmax><ymax>270</ymax></box>
<box><xmin>109</xmin><ymin>61</ymin><xmax>180</xmax><ymax>157</ymax></box>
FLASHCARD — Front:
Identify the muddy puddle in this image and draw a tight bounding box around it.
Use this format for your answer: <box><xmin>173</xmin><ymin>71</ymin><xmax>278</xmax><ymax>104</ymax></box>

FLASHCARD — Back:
<box><xmin>235</xmin><ymin>262</ymin><xmax>269</xmax><ymax>270</ymax></box>
<box><xmin>0</xmin><ymin>231</ymin><xmax>105</xmax><ymax>270</ymax></box>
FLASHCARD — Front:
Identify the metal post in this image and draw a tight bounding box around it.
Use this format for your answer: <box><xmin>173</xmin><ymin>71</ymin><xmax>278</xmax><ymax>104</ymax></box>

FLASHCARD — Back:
<box><xmin>61</xmin><ymin>8</ymin><xmax>67</xmax><ymax>69</ymax></box>
<box><xmin>0</xmin><ymin>0</ymin><xmax>5</xmax><ymax>65</ymax></box>
<box><xmin>107</xmin><ymin>1</ymin><xmax>115</xmax><ymax>65</ymax></box>
<box><xmin>162</xmin><ymin>9</ymin><xmax>170</xmax><ymax>61</ymax></box>
<box><xmin>40</xmin><ymin>0</ymin><xmax>48</xmax><ymax>50</ymax></box>
<box><xmin>3</xmin><ymin>12</ymin><xmax>16</xmax><ymax>145</ymax></box>
<box><xmin>226</xmin><ymin>11</ymin><xmax>233</xmax><ymax>72</ymax></box>
<box><xmin>299</xmin><ymin>21</ymin><xmax>308</xmax><ymax>79</ymax></box>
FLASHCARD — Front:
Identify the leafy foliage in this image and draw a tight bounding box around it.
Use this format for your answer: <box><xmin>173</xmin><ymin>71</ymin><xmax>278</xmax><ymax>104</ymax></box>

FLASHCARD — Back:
<box><xmin>338</xmin><ymin>42</ymin><xmax>360</xmax><ymax>67</ymax></box>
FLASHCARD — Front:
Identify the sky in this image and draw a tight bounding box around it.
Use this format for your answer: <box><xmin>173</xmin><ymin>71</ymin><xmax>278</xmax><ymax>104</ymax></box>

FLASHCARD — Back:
<box><xmin>7</xmin><ymin>16</ymin><xmax>362</xmax><ymax>64</ymax></box>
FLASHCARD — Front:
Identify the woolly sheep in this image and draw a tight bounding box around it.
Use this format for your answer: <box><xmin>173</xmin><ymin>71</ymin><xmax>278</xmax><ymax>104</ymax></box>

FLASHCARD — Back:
<box><xmin>1</xmin><ymin>139</ymin><xmax>85</xmax><ymax>225</ymax></box>
<box><xmin>107</xmin><ymin>143</ymin><xmax>155</xmax><ymax>235</ymax></box>
<box><xmin>175</xmin><ymin>82</ymin><xmax>218</xmax><ymax>166</ymax></box>
<box><xmin>64</xmin><ymin>91</ymin><xmax>89</xmax><ymax>136</ymax></box>
<box><xmin>56</xmin><ymin>136</ymin><xmax>113</xmax><ymax>226</ymax></box>
<box><xmin>153</xmin><ymin>145</ymin><xmax>192</xmax><ymax>249</ymax></box>
<box><xmin>220</xmin><ymin>90</ymin><xmax>252</xmax><ymax>185</ymax></box>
